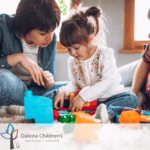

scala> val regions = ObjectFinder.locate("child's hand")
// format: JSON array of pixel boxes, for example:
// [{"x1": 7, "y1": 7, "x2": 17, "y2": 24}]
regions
[
  {"x1": 69, "y1": 95, "x2": 85, "y2": 112},
  {"x1": 42, "y1": 71, "x2": 54, "y2": 88},
  {"x1": 54, "y1": 91, "x2": 66, "y2": 110}
]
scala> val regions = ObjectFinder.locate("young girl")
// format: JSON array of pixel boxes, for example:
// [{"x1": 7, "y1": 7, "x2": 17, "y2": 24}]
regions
[
  {"x1": 0, "y1": 0, "x2": 68, "y2": 111},
  {"x1": 54, "y1": 5, "x2": 138, "y2": 123}
]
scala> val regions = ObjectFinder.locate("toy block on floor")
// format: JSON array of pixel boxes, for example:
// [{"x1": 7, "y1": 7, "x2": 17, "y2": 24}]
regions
[
  {"x1": 24, "y1": 90, "x2": 53, "y2": 124},
  {"x1": 90, "y1": 100, "x2": 97, "y2": 107},
  {"x1": 84, "y1": 102, "x2": 90, "y2": 107},
  {"x1": 76, "y1": 90, "x2": 80, "y2": 96},
  {"x1": 58, "y1": 111, "x2": 69, "y2": 115},
  {"x1": 69, "y1": 90, "x2": 97, "y2": 112},
  {"x1": 89, "y1": 111, "x2": 95, "y2": 116},
  {"x1": 59, "y1": 108, "x2": 68, "y2": 111},
  {"x1": 116, "y1": 114, "x2": 120, "y2": 123},
  {"x1": 70, "y1": 111, "x2": 99, "y2": 123},
  {"x1": 140, "y1": 115, "x2": 150, "y2": 123},
  {"x1": 119, "y1": 110, "x2": 140, "y2": 123},
  {"x1": 69, "y1": 93, "x2": 75, "y2": 104},
  {"x1": 59, "y1": 114, "x2": 75, "y2": 123},
  {"x1": 82, "y1": 106, "x2": 96, "y2": 111},
  {"x1": 53, "y1": 110, "x2": 60, "y2": 121},
  {"x1": 144, "y1": 111, "x2": 150, "y2": 116}
]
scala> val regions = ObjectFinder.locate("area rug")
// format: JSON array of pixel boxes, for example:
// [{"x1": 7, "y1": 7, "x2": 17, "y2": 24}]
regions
[{"x1": 0, "y1": 123, "x2": 150, "y2": 150}]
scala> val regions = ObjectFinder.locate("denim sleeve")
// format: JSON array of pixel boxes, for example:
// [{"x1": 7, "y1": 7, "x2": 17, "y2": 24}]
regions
[
  {"x1": 0, "y1": 27, "x2": 12, "y2": 69},
  {"x1": 43, "y1": 33, "x2": 57, "y2": 80}
]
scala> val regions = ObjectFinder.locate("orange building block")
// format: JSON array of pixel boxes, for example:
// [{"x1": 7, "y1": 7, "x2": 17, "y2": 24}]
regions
[
  {"x1": 70, "y1": 111, "x2": 98, "y2": 123},
  {"x1": 140, "y1": 115, "x2": 150, "y2": 122},
  {"x1": 119, "y1": 110, "x2": 140, "y2": 123},
  {"x1": 69, "y1": 93, "x2": 75, "y2": 104}
]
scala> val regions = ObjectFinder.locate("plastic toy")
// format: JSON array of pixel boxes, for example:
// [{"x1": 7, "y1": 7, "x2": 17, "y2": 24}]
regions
[
  {"x1": 144, "y1": 111, "x2": 150, "y2": 116},
  {"x1": 118, "y1": 110, "x2": 141, "y2": 123},
  {"x1": 59, "y1": 108, "x2": 68, "y2": 111},
  {"x1": 70, "y1": 111, "x2": 99, "y2": 123},
  {"x1": 116, "y1": 114, "x2": 120, "y2": 123},
  {"x1": 58, "y1": 111, "x2": 69, "y2": 114},
  {"x1": 53, "y1": 110, "x2": 60, "y2": 121},
  {"x1": 69, "y1": 90, "x2": 97, "y2": 113},
  {"x1": 59, "y1": 114, "x2": 75, "y2": 123},
  {"x1": 69, "y1": 93, "x2": 75, "y2": 104},
  {"x1": 24, "y1": 90, "x2": 53, "y2": 125},
  {"x1": 140, "y1": 115, "x2": 150, "y2": 123},
  {"x1": 116, "y1": 110, "x2": 150, "y2": 123}
]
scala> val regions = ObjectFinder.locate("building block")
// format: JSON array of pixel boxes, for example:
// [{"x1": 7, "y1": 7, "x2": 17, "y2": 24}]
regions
[
  {"x1": 119, "y1": 110, "x2": 140, "y2": 123},
  {"x1": 69, "y1": 93, "x2": 75, "y2": 103},
  {"x1": 90, "y1": 100, "x2": 97, "y2": 107},
  {"x1": 89, "y1": 111, "x2": 95, "y2": 116},
  {"x1": 53, "y1": 110, "x2": 60, "y2": 121},
  {"x1": 76, "y1": 90, "x2": 80, "y2": 96},
  {"x1": 68, "y1": 90, "x2": 97, "y2": 112},
  {"x1": 24, "y1": 90, "x2": 53, "y2": 124},
  {"x1": 144, "y1": 111, "x2": 150, "y2": 116},
  {"x1": 116, "y1": 115, "x2": 120, "y2": 123},
  {"x1": 59, "y1": 108, "x2": 68, "y2": 111},
  {"x1": 84, "y1": 102, "x2": 90, "y2": 107},
  {"x1": 71, "y1": 112, "x2": 100, "y2": 123},
  {"x1": 58, "y1": 111, "x2": 69, "y2": 114},
  {"x1": 82, "y1": 106, "x2": 96, "y2": 111},
  {"x1": 140, "y1": 115, "x2": 150, "y2": 123},
  {"x1": 59, "y1": 114, "x2": 75, "y2": 123},
  {"x1": 84, "y1": 110, "x2": 90, "y2": 113},
  {"x1": 84, "y1": 110, "x2": 95, "y2": 115}
]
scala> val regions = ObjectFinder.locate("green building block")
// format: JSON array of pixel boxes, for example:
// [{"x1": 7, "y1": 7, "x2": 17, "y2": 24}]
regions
[{"x1": 59, "y1": 114, "x2": 75, "y2": 123}]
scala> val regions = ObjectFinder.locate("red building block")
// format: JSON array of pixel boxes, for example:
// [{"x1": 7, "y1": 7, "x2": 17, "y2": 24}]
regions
[
  {"x1": 82, "y1": 106, "x2": 96, "y2": 111},
  {"x1": 59, "y1": 108, "x2": 68, "y2": 111},
  {"x1": 53, "y1": 110, "x2": 60, "y2": 121},
  {"x1": 89, "y1": 111, "x2": 95, "y2": 116},
  {"x1": 90, "y1": 100, "x2": 97, "y2": 107},
  {"x1": 76, "y1": 90, "x2": 80, "y2": 96}
]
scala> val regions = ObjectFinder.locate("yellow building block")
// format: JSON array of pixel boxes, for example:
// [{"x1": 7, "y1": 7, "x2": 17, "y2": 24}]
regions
[{"x1": 84, "y1": 102, "x2": 90, "y2": 107}]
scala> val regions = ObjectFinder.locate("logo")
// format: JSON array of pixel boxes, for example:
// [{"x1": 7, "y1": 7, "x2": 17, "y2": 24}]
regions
[{"x1": 0, "y1": 124, "x2": 20, "y2": 149}]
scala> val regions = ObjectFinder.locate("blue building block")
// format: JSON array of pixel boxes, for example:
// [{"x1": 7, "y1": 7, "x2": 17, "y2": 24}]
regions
[
  {"x1": 24, "y1": 90, "x2": 53, "y2": 125},
  {"x1": 84, "y1": 110, "x2": 90, "y2": 113},
  {"x1": 144, "y1": 111, "x2": 150, "y2": 116},
  {"x1": 58, "y1": 111, "x2": 69, "y2": 114},
  {"x1": 116, "y1": 115, "x2": 120, "y2": 123}
]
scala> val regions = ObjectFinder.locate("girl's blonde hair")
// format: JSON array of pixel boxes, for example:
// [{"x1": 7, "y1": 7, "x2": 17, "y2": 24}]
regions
[{"x1": 60, "y1": 4, "x2": 107, "y2": 47}]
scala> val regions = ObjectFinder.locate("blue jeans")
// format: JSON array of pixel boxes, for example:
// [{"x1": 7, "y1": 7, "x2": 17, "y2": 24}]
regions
[
  {"x1": 0, "y1": 69, "x2": 69, "y2": 106},
  {"x1": 97, "y1": 92, "x2": 138, "y2": 122}
]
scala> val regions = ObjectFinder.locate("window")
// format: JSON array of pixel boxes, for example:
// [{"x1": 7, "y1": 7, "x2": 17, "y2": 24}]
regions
[
  {"x1": 0, "y1": 0, "x2": 80, "y2": 53},
  {"x1": 57, "y1": 0, "x2": 81, "y2": 53},
  {"x1": 120, "y1": 0, "x2": 150, "y2": 53}
]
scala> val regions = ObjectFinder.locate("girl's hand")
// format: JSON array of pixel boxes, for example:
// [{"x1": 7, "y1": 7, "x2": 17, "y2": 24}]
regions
[
  {"x1": 54, "y1": 91, "x2": 66, "y2": 110},
  {"x1": 19, "y1": 53, "x2": 45, "y2": 86},
  {"x1": 42, "y1": 71, "x2": 54, "y2": 88},
  {"x1": 69, "y1": 95, "x2": 85, "y2": 112}
]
